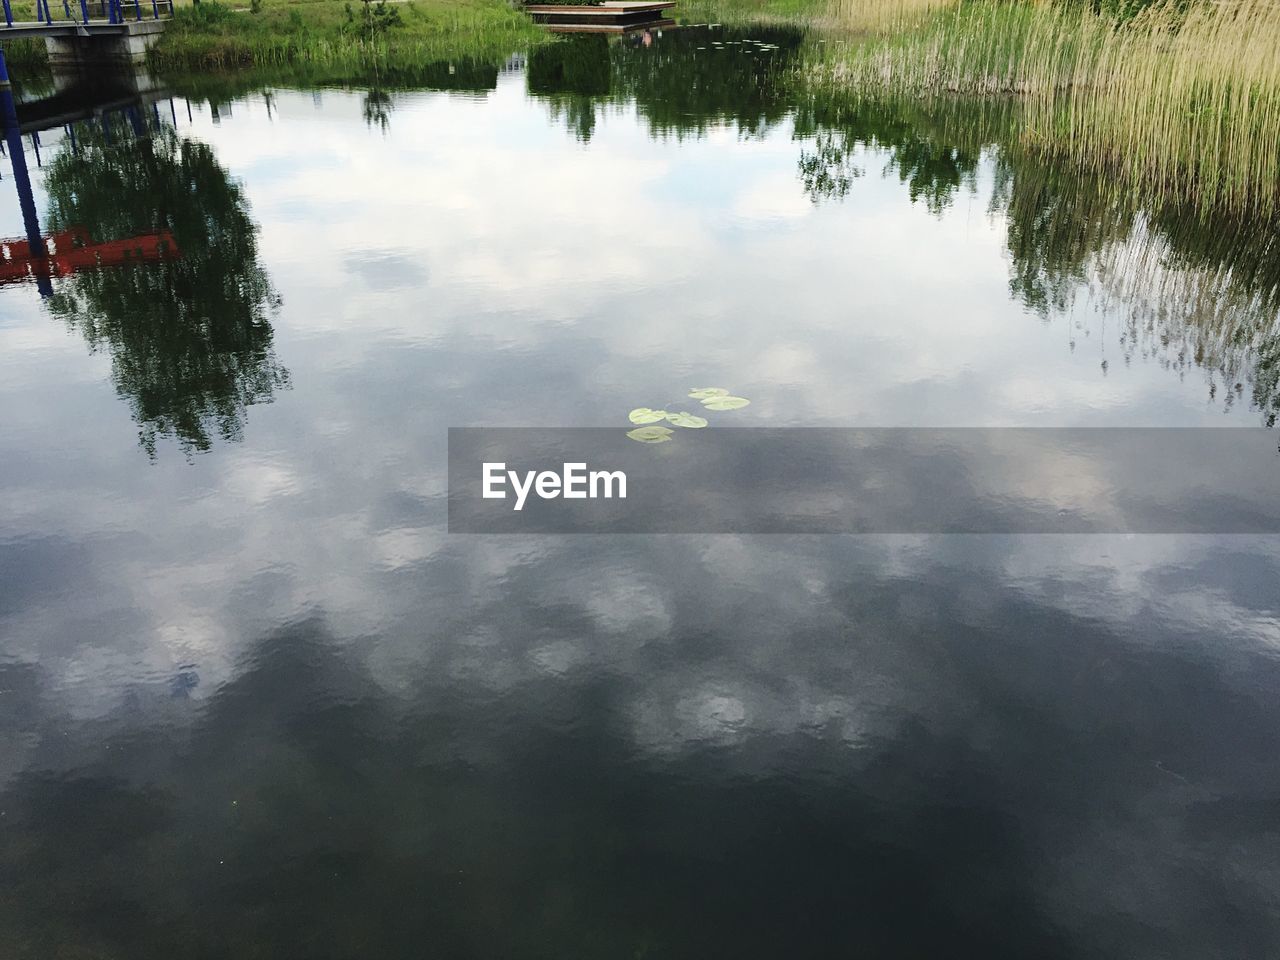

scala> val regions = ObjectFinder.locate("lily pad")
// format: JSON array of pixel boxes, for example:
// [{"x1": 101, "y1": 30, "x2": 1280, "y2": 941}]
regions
[
  {"x1": 688, "y1": 387, "x2": 729, "y2": 399},
  {"x1": 627, "y1": 425, "x2": 674, "y2": 443},
  {"x1": 666, "y1": 411, "x2": 709, "y2": 428},
  {"x1": 701, "y1": 396, "x2": 750, "y2": 411},
  {"x1": 629, "y1": 407, "x2": 668, "y2": 425}
]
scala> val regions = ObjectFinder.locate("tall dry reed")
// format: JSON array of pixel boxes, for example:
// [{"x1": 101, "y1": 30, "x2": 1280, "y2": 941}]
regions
[{"x1": 816, "y1": 0, "x2": 1280, "y2": 212}]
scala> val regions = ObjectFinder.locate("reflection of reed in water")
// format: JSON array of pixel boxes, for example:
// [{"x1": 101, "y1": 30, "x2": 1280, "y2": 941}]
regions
[
  {"x1": 794, "y1": 90, "x2": 1280, "y2": 425},
  {"x1": 1097, "y1": 226, "x2": 1280, "y2": 423},
  {"x1": 43, "y1": 123, "x2": 289, "y2": 457},
  {"x1": 995, "y1": 155, "x2": 1280, "y2": 423}
]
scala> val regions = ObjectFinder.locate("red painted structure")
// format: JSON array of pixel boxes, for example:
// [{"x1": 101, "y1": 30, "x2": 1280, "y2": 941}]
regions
[{"x1": 0, "y1": 226, "x2": 180, "y2": 286}]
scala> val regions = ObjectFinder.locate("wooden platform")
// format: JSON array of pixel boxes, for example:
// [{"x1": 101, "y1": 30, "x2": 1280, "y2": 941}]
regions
[
  {"x1": 546, "y1": 16, "x2": 674, "y2": 32},
  {"x1": 526, "y1": 1, "x2": 676, "y2": 14},
  {"x1": 526, "y1": 1, "x2": 676, "y2": 28}
]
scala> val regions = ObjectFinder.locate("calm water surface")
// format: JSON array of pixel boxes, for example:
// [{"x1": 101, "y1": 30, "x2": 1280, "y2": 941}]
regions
[{"x1": 2, "y1": 29, "x2": 1279, "y2": 958}]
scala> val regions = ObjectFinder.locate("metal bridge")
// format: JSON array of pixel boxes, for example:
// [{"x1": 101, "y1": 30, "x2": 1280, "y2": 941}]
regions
[
  {"x1": 2, "y1": 0, "x2": 172, "y2": 72},
  {"x1": 2, "y1": 0, "x2": 173, "y2": 32}
]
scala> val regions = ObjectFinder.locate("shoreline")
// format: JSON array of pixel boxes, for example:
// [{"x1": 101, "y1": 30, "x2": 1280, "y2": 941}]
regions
[{"x1": 4, "y1": 0, "x2": 1275, "y2": 213}]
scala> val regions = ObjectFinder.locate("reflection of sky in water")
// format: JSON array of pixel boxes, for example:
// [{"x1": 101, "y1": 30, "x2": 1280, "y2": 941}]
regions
[{"x1": 2, "y1": 71, "x2": 1280, "y2": 957}]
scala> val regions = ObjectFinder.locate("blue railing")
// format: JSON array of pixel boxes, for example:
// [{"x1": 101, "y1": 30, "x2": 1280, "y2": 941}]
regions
[{"x1": 2, "y1": 0, "x2": 174, "y2": 27}]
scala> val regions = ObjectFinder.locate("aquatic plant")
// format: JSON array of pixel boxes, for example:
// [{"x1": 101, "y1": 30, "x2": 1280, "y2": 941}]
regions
[{"x1": 626, "y1": 388, "x2": 750, "y2": 442}]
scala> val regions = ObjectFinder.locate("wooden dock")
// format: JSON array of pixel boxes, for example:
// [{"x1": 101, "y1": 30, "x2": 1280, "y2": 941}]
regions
[
  {"x1": 526, "y1": 1, "x2": 676, "y2": 30},
  {"x1": 545, "y1": 16, "x2": 674, "y2": 33}
]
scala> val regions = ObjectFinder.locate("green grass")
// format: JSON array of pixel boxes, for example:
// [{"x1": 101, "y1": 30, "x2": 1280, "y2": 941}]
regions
[{"x1": 150, "y1": 0, "x2": 548, "y2": 68}]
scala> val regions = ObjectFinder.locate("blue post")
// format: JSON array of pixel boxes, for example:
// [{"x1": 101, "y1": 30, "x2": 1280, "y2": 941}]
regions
[
  {"x1": 2, "y1": 0, "x2": 11, "y2": 29},
  {"x1": 0, "y1": 48, "x2": 53, "y2": 298},
  {"x1": 80, "y1": 0, "x2": 88, "y2": 21},
  {"x1": 151, "y1": 0, "x2": 157, "y2": 17},
  {"x1": 133, "y1": 0, "x2": 140, "y2": 21},
  {"x1": 63, "y1": 0, "x2": 71, "y2": 19}
]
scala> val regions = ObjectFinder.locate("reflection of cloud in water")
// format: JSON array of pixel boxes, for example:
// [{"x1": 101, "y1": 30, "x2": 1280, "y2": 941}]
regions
[
  {"x1": 2, "y1": 65, "x2": 1280, "y2": 957},
  {"x1": 3, "y1": 540, "x2": 1280, "y2": 954},
  {"x1": 346, "y1": 249, "x2": 430, "y2": 289}
]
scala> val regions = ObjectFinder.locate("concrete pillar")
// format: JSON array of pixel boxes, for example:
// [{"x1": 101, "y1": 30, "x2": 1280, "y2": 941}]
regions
[{"x1": 44, "y1": 20, "x2": 166, "y2": 68}]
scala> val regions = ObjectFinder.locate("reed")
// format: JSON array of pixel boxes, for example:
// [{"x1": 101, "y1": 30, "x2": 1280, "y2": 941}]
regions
[
  {"x1": 0, "y1": 37, "x2": 49, "y2": 69},
  {"x1": 824, "y1": 0, "x2": 947, "y2": 32},
  {"x1": 814, "y1": 0, "x2": 1280, "y2": 213}
]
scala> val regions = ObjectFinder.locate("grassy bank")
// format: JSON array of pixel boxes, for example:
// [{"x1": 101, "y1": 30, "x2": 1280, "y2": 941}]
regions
[
  {"x1": 812, "y1": 0, "x2": 1280, "y2": 213},
  {"x1": 150, "y1": 0, "x2": 546, "y2": 68}
]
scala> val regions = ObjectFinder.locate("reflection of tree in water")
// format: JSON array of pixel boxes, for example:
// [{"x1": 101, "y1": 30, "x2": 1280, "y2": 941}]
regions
[
  {"x1": 796, "y1": 91, "x2": 1280, "y2": 425},
  {"x1": 524, "y1": 30, "x2": 1280, "y2": 420},
  {"x1": 794, "y1": 97, "x2": 982, "y2": 213},
  {"x1": 527, "y1": 35, "x2": 611, "y2": 142},
  {"x1": 617, "y1": 26, "x2": 803, "y2": 138},
  {"x1": 166, "y1": 59, "x2": 501, "y2": 117},
  {"x1": 43, "y1": 126, "x2": 289, "y2": 456},
  {"x1": 527, "y1": 26, "x2": 804, "y2": 142},
  {"x1": 797, "y1": 130, "x2": 863, "y2": 201},
  {"x1": 355, "y1": 59, "x2": 507, "y2": 133},
  {"x1": 363, "y1": 88, "x2": 395, "y2": 133}
]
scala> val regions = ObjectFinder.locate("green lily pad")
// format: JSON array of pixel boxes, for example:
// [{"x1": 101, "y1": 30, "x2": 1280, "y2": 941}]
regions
[
  {"x1": 666, "y1": 411, "x2": 709, "y2": 428},
  {"x1": 627, "y1": 425, "x2": 675, "y2": 443},
  {"x1": 688, "y1": 387, "x2": 729, "y2": 399},
  {"x1": 629, "y1": 407, "x2": 668, "y2": 425},
  {"x1": 701, "y1": 396, "x2": 750, "y2": 411}
]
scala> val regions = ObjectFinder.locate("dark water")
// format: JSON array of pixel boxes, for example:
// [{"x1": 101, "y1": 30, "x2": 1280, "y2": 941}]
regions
[{"x1": 2, "y1": 28, "x2": 1280, "y2": 958}]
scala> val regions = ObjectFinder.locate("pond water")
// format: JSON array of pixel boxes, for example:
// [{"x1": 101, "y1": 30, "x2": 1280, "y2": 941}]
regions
[{"x1": 2, "y1": 27, "x2": 1279, "y2": 958}]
